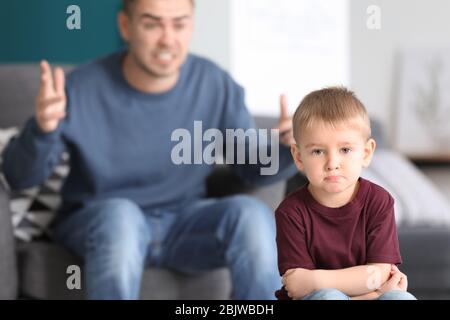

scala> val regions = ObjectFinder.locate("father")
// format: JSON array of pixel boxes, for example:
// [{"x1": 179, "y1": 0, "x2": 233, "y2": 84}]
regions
[{"x1": 1, "y1": 0, "x2": 296, "y2": 299}]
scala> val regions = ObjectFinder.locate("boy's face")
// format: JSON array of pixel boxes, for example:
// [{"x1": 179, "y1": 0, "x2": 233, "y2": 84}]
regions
[{"x1": 291, "y1": 119, "x2": 376, "y2": 200}]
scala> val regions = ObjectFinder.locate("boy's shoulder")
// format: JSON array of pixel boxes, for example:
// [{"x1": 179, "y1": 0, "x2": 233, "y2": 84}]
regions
[
  {"x1": 275, "y1": 184, "x2": 310, "y2": 216},
  {"x1": 360, "y1": 177, "x2": 395, "y2": 211}
]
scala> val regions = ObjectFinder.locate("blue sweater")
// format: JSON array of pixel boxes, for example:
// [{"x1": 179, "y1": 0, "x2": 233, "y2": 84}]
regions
[{"x1": 2, "y1": 52, "x2": 296, "y2": 223}]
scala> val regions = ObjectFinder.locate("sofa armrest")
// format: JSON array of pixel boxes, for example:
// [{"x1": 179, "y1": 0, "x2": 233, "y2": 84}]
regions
[{"x1": 0, "y1": 179, "x2": 18, "y2": 299}]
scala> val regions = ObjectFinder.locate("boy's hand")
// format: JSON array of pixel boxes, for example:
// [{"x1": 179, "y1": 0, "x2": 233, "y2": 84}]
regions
[
  {"x1": 35, "y1": 60, "x2": 67, "y2": 133},
  {"x1": 274, "y1": 94, "x2": 295, "y2": 147},
  {"x1": 282, "y1": 268, "x2": 315, "y2": 300},
  {"x1": 376, "y1": 265, "x2": 408, "y2": 296}
]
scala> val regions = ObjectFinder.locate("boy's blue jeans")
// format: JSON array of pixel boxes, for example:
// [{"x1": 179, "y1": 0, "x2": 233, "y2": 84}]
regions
[
  {"x1": 53, "y1": 195, "x2": 279, "y2": 300},
  {"x1": 303, "y1": 288, "x2": 417, "y2": 300}
]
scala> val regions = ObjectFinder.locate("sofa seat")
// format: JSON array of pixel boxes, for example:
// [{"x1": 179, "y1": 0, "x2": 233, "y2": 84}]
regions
[
  {"x1": 398, "y1": 225, "x2": 450, "y2": 299},
  {"x1": 17, "y1": 241, "x2": 232, "y2": 300}
]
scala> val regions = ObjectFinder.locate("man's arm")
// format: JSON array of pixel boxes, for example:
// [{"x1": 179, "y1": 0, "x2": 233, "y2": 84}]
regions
[
  {"x1": 283, "y1": 263, "x2": 391, "y2": 299},
  {"x1": 1, "y1": 61, "x2": 67, "y2": 190}
]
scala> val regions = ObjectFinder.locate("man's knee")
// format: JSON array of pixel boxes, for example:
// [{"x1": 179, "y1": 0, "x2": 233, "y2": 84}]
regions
[
  {"x1": 224, "y1": 195, "x2": 273, "y2": 226},
  {"x1": 378, "y1": 290, "x2": 417, "y2": 300},
  {"x1": 93, "y1": 198, "x2": 141, "y2": 215},
  {"x1": 219, "y1": 195, "x2": 277, "y2": 267},
  {"x1": 87, "y1": 198, "x2": 148, "y2": 245},
  {"x1": 303, "y1": 288, "x2": 350, "y2": 300},
  {"x1": 91, "y1": 198, "x2": 144, "y2": 227},
  {"x1": 224, "y1": 195, "x2": 274, "y2": 236}
]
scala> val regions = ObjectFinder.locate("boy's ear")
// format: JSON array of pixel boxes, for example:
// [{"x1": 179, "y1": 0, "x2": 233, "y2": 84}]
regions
[
  {"x1": 362, "y1": 138, "x2": 376, "y2": 168},
  {"x1": 291, "y1": 144, "x2": 305, "y2": 172}
]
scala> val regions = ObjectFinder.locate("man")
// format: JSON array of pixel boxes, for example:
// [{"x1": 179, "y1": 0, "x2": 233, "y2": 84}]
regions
[{"x1": 2, "y1": 0, "x2": 296, "y2": 299}]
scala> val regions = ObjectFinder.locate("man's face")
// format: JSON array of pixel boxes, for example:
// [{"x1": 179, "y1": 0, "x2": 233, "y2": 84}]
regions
[
  {"x1": 291, "y1": 119, "x2": 375, "y2": 198},
  {"x1": 119, "y1": 0, "x2": 194, "y2": 79}
]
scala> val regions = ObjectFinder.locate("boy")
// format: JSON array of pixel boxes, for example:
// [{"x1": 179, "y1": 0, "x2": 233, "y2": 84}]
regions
[{"x1": 275, "y1": 87, "x2": 416, "y2": 300}]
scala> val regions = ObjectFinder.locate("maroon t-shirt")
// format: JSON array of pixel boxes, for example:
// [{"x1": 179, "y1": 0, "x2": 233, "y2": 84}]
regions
[{"x1": 275, "y1": 177, "x2": 402, "y2": 300}]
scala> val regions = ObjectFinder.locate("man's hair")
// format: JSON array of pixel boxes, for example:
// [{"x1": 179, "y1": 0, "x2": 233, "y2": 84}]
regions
[
  {"x1": 122, "y1": 0, "x2": 135, "y2": 15},
  {"x1": 122, "y1": 0, "x2": 195, "y2": 15},
  {"x1": 292, "y1": 86, "x2": 371, "y2": 143}
]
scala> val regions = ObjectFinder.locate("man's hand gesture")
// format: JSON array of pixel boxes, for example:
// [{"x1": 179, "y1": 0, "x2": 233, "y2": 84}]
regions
[
  {"x1": 35, "y1": 60, "x2": 66, "y2": 132},
  {"x1": 274, "y1": 94, "x2": 295, "y2": 147}
]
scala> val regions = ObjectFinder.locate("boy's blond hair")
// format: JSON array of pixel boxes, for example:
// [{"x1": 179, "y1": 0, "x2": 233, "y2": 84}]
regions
[{"x1": 292, "y1": 86, "x2": 371, "y2": 143}]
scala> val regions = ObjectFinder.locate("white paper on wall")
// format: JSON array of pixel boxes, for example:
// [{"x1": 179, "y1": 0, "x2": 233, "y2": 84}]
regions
[
  {"x1": 394, "y1": 47, "x2": 450, "y2": 159},
  {"x1": 230, "y1": 0, "x2": 350, "y2": 117}
]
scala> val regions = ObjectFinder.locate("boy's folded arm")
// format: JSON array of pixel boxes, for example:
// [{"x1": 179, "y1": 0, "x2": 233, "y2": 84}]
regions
[
  {"x1": 312, "y1": 263, "x2": 391, "y2": 297},
  {"x1": 285, "y1": 263, "x2": 391, "y2": 298}
]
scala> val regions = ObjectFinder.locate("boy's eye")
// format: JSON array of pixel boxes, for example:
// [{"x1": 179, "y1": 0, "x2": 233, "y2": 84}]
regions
[
  {"x1": 341, "y1": 147, "x2": 352, "y2": 154},
  {"x1": 311, "y1": 149, "x2": 324, "y2": 156}
]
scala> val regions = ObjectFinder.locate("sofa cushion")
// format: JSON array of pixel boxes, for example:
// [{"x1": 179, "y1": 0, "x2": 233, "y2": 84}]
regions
[
  {"x1": 361, "y1": 149, "x2": 450, "y2": 226},
  {"x1": 0, "y1": 127, "x2": 68, "y2": 242},
  {"x1": 17, "y1": 241, "x2": 232, "y2": 300}
]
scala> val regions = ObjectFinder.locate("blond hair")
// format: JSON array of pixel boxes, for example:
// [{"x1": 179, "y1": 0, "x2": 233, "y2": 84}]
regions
[{"x1": 292, "y1": 86, "x2": 371, "y2": 143}]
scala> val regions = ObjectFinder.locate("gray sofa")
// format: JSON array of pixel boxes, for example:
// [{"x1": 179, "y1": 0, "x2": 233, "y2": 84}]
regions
[{"x1": 1, "y1": 64, "x2": 450, "y2": 300}]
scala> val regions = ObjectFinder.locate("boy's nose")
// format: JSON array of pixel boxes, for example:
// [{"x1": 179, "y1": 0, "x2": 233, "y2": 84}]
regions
[
  {"x1": 326, "y1": 164, "x2": 340, "y2": 171},
  {"x1": 325, "y1": 156, "x2": 341, "y2": 171}
]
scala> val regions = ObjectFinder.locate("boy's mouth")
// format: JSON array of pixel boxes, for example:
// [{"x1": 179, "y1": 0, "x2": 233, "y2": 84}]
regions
[{"x1": 324, "y1": 175, "x2": 343, "y2": 182}]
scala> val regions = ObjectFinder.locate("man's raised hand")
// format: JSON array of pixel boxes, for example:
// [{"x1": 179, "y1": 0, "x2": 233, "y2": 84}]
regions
[
  {"x1": 275, "y1": 94, "x2": 295, "y2": 147},
  {"x1": 35, "y1": 60, "x2": 66, "y2": 132}
]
